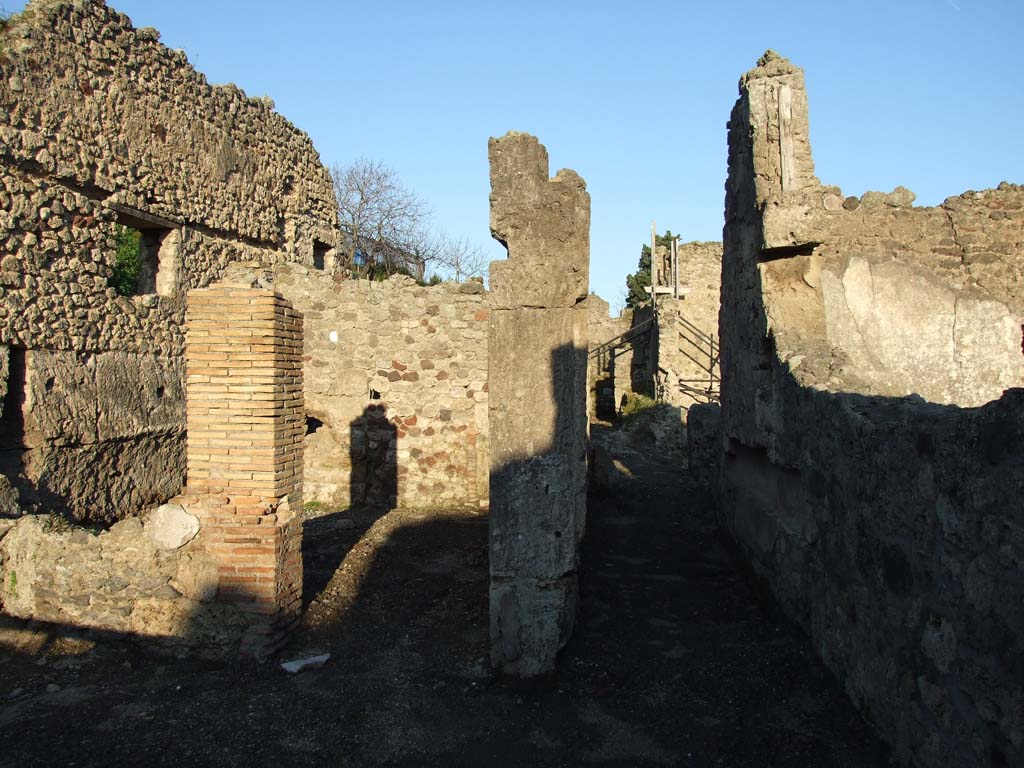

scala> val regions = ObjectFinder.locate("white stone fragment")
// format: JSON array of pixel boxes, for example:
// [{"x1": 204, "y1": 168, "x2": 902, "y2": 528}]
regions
[
  {"x1": 280, "y1": 653, "x2": 330, "y2": 674},
  {"x1": 144, "y1": 504, "x2": 200, "y2": 550}
]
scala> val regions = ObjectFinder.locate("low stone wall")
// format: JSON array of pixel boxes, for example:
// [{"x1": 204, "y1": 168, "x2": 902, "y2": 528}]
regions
[
  {"x1": 276, "y1": 266, "x2": 489, "y2": 509},
  {"x1": 0, "y1": 507, "x2": 254, "y2": 656}
]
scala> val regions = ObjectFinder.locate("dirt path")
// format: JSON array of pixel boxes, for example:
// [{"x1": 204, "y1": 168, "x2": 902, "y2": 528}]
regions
[{"x1": 0, "y1": 424, "x2": 890, "y2": 767}]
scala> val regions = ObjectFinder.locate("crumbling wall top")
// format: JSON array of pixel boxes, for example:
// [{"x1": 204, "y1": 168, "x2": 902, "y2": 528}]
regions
[
  {"x1": 488, "y1": 132, "x2": 590, "y2": 310},
  {"x1": 0, "y1": 0, "x2": 337, "y2": 248}
]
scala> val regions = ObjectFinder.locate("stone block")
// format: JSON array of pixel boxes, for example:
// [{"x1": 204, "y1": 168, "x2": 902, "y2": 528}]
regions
[
  {"x1": 489, "y1": 576, "x2": 577, "y2": 680},
  {"x1": 144, "y1": 503, "x2": 199, "y2": 550},
  {"x1": 489, "y1": 454, "x2": 578, "y2": 580}
]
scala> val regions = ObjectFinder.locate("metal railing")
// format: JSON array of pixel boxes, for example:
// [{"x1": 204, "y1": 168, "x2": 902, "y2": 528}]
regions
[
  {"x1": 674, "y1": 314, "x2": 720, "y2": 403},
  {"x1": 588, "y1": 316, "x2": 654, "y2": 372}
]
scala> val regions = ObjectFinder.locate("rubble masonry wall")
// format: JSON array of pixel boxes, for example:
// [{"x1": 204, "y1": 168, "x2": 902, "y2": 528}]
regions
[
  {"x1": 718, "y1": 52, "x2": 1023, "y2": 767},
  {"x1": 275, "y1": 265, "x2": 489, "y2": 510},
  {"x1": 0, "y1": 284, "x2": 306, "y2": 657},
  {"x1": 0, "y1": 0, "x2": 338, "y2": 522}
]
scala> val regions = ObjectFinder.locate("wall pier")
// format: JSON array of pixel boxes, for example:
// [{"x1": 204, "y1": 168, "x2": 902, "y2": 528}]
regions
[
  {"x1": 181, "y1": 285, "x2": 305, "y2": 657},
  {"x1": 487, "y1": 132, "x2": 590, "y2": 679}
]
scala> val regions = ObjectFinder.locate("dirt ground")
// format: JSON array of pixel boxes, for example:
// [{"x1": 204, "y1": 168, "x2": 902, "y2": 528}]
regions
[{"x1": 0, "y1": 418, "x2": 891, "y2": 767}]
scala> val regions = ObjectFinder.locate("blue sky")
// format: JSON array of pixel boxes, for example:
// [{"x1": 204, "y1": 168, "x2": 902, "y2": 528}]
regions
[{"x1": 8, "y1": 0, "x2": 1022, "y2": 309}]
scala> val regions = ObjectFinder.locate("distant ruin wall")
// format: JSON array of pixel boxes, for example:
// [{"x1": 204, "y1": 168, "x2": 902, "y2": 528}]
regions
[
  {"x1": 276, "y1": 266, "x2": 489, "y2": 510},
  {"x1": 0, "y1": 1, "x2": 338, "y2": 522},
  {"x1": 655, "y1": 241, "x2": 721, "y2": 410},
  {"x1": 586, "y1": 295, "x2": 650, "y2": 419},
  {"x1": 488, "y1": 133, "x2": 589, "y2": 679},
  {"x1": 719, "y1": 52, "x2": 1024, "y2": 768}
]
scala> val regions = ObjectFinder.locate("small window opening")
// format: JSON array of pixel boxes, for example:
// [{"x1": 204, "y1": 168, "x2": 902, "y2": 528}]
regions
[
  {"x1": 368, "y1": 387, "x2": 381, "y2": 401},
  {"x1": 312, "y1": 240, "x2": 330, "y2": 271},
  {"x1": 305, "y1": 415, "x2": 324, "y2": 435},
  {"x1": 108, "y1": 209, "x2": 179, "y2": 297},
  {"x1": 1, "y1": 346, "x2": 27, "y2": 452}
]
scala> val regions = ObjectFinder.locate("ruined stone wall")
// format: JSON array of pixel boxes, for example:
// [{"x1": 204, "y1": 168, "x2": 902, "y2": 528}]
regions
[
  {"x1": 586, "y1": 295, "x2": 640, "y2": 419},
  {"x1": 0, "y1": 284, "x2": 307, "y2": 657},
  {"x1": 0, "y1": 508, "x2": 254, "y2": 656},
  {"x1": 0, "y1": 1, "x2": 338, "y2": 522},
  {"x1": 488, "y1": 133, "x2": 589, "y2": 679},
  {"x1": 655, "y1": 241, "x2": 721, "y2": 410},
  {"x1": 718, "y1": 52, "x2": 1024, "y2": 768},
  {"x1": 275, "y1": 266, "x2": 489, "y2": 510}
]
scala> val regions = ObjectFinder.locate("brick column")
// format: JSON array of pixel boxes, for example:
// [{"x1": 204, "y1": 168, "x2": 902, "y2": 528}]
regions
[{"x1": 183, "y1": 286, "x2": 304, "y2": 657}]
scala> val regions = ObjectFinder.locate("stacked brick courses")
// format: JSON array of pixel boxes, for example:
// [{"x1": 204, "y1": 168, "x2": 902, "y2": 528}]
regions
[{"x1": 181, "y1": 285, "x2": 304, "y2": 656}]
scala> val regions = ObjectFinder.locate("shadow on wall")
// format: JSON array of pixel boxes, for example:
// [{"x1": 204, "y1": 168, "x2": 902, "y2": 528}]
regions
[
  {"x1": 629, "y1": 306, "x2": 655, "y2": 399},
  {"x1": 489, "y1": 342, "x2": 588, "y2": 679},
  {"x1": 350, "y1": 404, "x2": 397, "y2": 510},
  {"x1": 300, "y1": 404, "x2": 398, "y2": 609},
  {"x1": 718, "y1": 133, "x2": 1024, "y2": 763},
  {"x1": 0, "y1": 346, "x2": 26, "y2": 516}
]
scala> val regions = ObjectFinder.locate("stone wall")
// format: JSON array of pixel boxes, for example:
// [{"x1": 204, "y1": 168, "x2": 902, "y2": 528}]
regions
[
  {"x1": 655, "y1": 241, "x2": 721, "y2": 410},
  {"x1": 0, "y1": 508, "x2": 255, "y2": 656},
  {"x1": 586, "y1": 295, "x2": 652, "y2": 419},
  {"x1": 0, "y1": 0, "x2": 338, "y2": 522},
  {"x1": 718, "y1": 51, "x2": 1024, "y2": 768},
  {"x1": 275, "y1": 266, "x2": 489, "y2": 510},
  {"x1": 0, "y1": 284, "x2": 306, "y2": 657},
  {"x1": 487, "y1": 132, "x2": 589, "y2": 679}
]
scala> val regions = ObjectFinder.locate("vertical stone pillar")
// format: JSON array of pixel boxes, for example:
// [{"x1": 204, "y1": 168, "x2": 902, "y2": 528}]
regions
[
  {"x1": 183, "y1": 286, "x2": 304, "y2": 657},
  {"x1": 487, "y1": 132, "x2": 590, "y2": 679}
]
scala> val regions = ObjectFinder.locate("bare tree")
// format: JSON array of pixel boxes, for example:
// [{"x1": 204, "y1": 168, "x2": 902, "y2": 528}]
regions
[
  {"x1": 331, "y1": 159, "x2": 430, "y2": 278},
  {"x1": 331, "y1": 158, "x2": 489, "y2": 283},
  {"x1": 427, "y1": 232, "x2": 489, "y2": 283}
]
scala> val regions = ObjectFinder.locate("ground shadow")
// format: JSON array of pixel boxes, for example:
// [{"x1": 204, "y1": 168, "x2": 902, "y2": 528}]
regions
[{"x1": 300, "y1": 403, "x2": 397, "y2": 608}]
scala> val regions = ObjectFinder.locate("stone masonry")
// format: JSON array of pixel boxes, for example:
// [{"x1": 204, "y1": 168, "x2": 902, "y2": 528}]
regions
[
  {"x1": 488, "y1": 132, "x2": 590, "y2": 679},
  {"x1": 275, "y1": 265, "x2": 489, "y2": 510},
  {"x1": 0, "y1": 0, "x2": 338, "y2": 522},
  {"x1": 0, "y1": 284, "x2": 305, "y2": 657},
  {"x1": 654, "y1": 241, "x2": 722, "y2": 411},
  {"x1": 717, "y1": 51, "x2": 1023, "y2": 767},
  {"x1": 586, "y1": 295, "x2": 651, "y2": 419}
]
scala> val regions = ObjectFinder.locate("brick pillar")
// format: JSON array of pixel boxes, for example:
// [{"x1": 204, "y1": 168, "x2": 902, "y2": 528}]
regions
[{"x1": 183, "y1": 286, "x2": 304, "y2": 657}]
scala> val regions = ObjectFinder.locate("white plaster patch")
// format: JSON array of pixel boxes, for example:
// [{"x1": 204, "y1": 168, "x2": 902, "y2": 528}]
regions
[{"x1": 328, "y1": 330, "x2": 338, "y2": 344}]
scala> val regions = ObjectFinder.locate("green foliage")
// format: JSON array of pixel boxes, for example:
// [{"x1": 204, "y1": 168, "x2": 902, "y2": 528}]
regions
[
  {"x1": 619, "y1": 391, "x2": 658, "y2": 418},
  {"x1": 7, "y1": 571, "x2": 16, "y2": 598},
  {"x1": 109, "y1": 224, "x2": 142, "y2": 296},
  {"x1": 625, "y1": 230, "x2": 675, "y2": 309},
  {"x1": 426, "y1": 274, "x2": 443, "y2": 286},
  {"x1": 42, "y1": 512, "x2": 71, "y2": 533}
]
